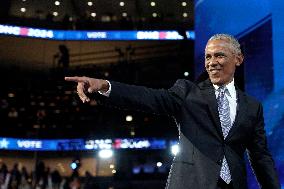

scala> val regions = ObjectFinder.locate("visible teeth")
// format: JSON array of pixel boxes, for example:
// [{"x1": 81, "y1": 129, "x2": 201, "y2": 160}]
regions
[{"x1": 211, "y1": 70, "x2": 219, "y2": 74}]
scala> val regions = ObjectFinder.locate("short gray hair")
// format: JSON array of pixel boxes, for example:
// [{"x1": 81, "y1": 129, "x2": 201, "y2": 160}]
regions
[{"x1": 208, "y1": 34, "x2": 242, "y2": 54}]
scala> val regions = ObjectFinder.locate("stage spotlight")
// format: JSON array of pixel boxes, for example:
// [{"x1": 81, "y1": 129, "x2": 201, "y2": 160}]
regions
[
  {"x1": 91, "y1": 13, "x2": 96, "y2": 17},
  {"x1": 55, "y1": 1, "x2": 60, "y2": 6},
  {"x1": 157, "y1": 162, "x2": 162, "y2": 167},
  {"x1": 152, "y1": 12, "x2": 157, "y2": 17},
  {"x1": 99, "y1": 149, "x2": 113, "y2": 159},
  {"x1": 87, "y1": 1, "x2": 93, "y2": 6},
  {"x1": 171, "y1": 144, "x2": 179, "y2": 156},
  {"x1": 182, "y1": 2, "x2": 187, "y2": 6},
  {"x1": 183, "y1": 13, "x2": 188, "y2": 18},
  {"x1": 150, "y1": 2, "x2": 156, "y2": 6},
  {"x1": 184, "y1": 71, "x2": 189, "y2": 77}
]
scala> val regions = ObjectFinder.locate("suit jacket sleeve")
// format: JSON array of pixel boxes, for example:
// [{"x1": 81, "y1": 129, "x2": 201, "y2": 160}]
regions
[
  {"x1": 246, "y1": 104, "x2": 280, "y2": 189},
  {"x1": 96, "y1": 79, "x2": 190, "y2": 117}
]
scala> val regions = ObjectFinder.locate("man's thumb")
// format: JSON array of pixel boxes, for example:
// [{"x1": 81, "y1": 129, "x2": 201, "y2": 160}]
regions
[{"x1": 88, "y1": 87, "x2": 96, "y2": 93}]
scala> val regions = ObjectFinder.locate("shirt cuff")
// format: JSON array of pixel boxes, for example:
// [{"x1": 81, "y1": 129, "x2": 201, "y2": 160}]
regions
[{"x1": 98, "y1": 80, "x2": 111, "y2": 97}]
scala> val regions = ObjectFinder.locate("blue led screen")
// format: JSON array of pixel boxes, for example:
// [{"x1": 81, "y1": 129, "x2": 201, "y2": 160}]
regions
[
  {"x1": 0, "y1": 24, "x2": 194, "y2": 41},
  {"x1": 0, "y1": 137, "x2": 168, "y2": 151}
]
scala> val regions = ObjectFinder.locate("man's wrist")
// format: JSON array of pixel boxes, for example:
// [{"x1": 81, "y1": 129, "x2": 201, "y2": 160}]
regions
[
  {"x1": 98, "y1": 80, "x2": 111, "y2": 97},
  {"x1": 100, "y1": 80, "x2": 110, "y2": 93}
]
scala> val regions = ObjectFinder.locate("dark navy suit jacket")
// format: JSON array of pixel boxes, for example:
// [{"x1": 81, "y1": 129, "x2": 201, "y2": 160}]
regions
[{"x1": 98, "y1": 79, "x2": 280, "y2": 189}]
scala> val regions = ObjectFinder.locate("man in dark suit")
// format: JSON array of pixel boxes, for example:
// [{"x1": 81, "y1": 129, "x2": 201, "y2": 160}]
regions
[{"x1": 65, "y1": 34, "x2": 280, "y2": 189}]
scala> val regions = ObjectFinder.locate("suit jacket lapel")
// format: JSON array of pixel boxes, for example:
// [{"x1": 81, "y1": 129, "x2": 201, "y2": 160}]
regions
[
  {"x1": 226, "y1": 88, "x2": 247, "y2": 140},
  {"x1": 199, "y1": 79, "x2": 223, "y2": 140}
]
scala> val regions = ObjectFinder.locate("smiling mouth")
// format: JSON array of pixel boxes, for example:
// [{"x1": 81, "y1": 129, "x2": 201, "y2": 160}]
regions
[{"x1": 209, "y1": 69, "x2": 221, "y2": 74}]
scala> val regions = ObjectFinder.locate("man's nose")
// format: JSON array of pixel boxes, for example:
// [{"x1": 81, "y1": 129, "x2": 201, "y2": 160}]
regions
[{"x1": 207, "y1": 59, "x2": 219, "y2": 67}]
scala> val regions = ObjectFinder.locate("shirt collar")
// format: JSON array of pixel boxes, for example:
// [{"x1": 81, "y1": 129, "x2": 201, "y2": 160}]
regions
[{"x1": 213, "y1": 79, "x2": 236, "y2": 99}]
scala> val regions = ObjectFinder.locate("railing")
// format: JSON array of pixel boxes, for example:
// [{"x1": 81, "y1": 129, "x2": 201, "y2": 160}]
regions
[{"x1": 68, "y1": 43, "x2": 180, "y2": 68}]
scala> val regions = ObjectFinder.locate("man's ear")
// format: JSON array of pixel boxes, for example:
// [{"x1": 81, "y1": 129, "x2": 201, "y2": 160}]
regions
[{"x1": 236, "y1": 53, "x2": 244, "y2": 66}]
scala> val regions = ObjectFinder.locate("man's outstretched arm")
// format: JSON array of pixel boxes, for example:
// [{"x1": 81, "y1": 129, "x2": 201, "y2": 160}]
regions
[{"x1": 65, "y1": 76, "x2": 189, "y2": 116}]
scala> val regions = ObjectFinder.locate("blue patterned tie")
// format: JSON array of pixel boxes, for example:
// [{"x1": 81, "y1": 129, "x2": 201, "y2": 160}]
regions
[{"x1": 217, "y1": 86, "x2": 232, "y2": 184}]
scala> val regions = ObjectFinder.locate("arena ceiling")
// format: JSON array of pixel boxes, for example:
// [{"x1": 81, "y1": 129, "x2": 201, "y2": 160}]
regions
[{"x1": 3, "y1": 0, "x2": 194, "y2": 24}]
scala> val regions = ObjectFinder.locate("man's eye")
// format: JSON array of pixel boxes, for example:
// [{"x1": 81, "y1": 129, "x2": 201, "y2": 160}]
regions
[
  {"x1": 205, "y1": 56, "x2": 210, "y2": 60},
  {"x1": 217, "y1": 55, "x2": 225, "y2": 58}
]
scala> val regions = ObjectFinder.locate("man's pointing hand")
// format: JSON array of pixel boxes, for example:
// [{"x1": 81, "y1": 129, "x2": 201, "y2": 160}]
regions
[{"x1": 65, "y1": 76, "x2": 109, "y2": 103}]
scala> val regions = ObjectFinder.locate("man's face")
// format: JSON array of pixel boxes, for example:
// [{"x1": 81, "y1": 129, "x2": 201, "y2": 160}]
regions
[{"x1": 205, "y1": 39, "x2": 243, "y2": 85}]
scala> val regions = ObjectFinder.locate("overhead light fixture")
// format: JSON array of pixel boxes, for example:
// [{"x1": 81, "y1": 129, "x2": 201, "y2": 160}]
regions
[
  {"x1": 8, "y1": 93, "x2": 15, "y2": 98},
  {"x1": 152, "y1": 12, "x2": 157, "y2": 17},
  {"x1": 122, "y1": 12, "x2": 127, "y2": 17},
  {"x1": 130, "y1": 130, "x2": 135, "y2": 136},
  {"x1": 87, "y1": 1, "x2": 93, "y2": 6},
  {"x1": 20, "y1": 7, "x2": 26, "y2": 13},
  {"x1": 150, "y1": 2, "x2": 156, "y2": 6},
  {"x1": 53, "y1": 11, "x2": 58, "y2": 16},
  {"x1": 55, "y1": 1, "x2": 60, "y2": 6},
  {"x1": 126, "y1": 115, "x2": 132, "y2": 121},
  {"x1": 183, "y1": 13, "x2": 188, "y2": 18},
  {"x1": 119, "y1": 1, "x2": 125, "y2": 6},
  {"x1": 91, "y1": 12, "x2": 96, "y2": 17},
  {"x1": 182, "y1": 2, "x2": 187, "y2": 6}
]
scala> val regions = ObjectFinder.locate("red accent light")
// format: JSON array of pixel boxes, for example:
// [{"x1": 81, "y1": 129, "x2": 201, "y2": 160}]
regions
[
  {"x1": 20, "y1": 28, "x2": 29, "y2": 35},
  {"x1": 113, "y1": 139, "x2": 121, "y2": 149},
  {"x1": 159, "y1": 32, "x2": 166, "y2": 39}
]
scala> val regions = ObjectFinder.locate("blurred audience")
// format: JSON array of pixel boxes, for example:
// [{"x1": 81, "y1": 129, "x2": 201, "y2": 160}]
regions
[
  {"x1": 0, "y1": 161, "x2": 67, "y2": 189},
  {"x1": 0, "y1": 159, "x2": 171, "y2": 189}
]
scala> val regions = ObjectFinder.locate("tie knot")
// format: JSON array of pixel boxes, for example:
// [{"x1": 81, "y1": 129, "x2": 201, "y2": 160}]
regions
[{"x1": 218, "y1": 86, "x2": 227, "y2": 93}]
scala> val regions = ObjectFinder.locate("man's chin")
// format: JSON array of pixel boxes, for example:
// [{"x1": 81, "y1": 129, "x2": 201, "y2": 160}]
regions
[{"x1": 209, "y1": 77, "x2": 223, "y2": 85}]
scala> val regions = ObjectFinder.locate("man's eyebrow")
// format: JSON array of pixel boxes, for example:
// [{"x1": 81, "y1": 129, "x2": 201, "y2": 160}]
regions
[
  {"x1": 205, "y1": 52, "x2": 225, "y2": 56},
  {"x1": 214, "y1": 52, "x2": 225, "y2": 55}
]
